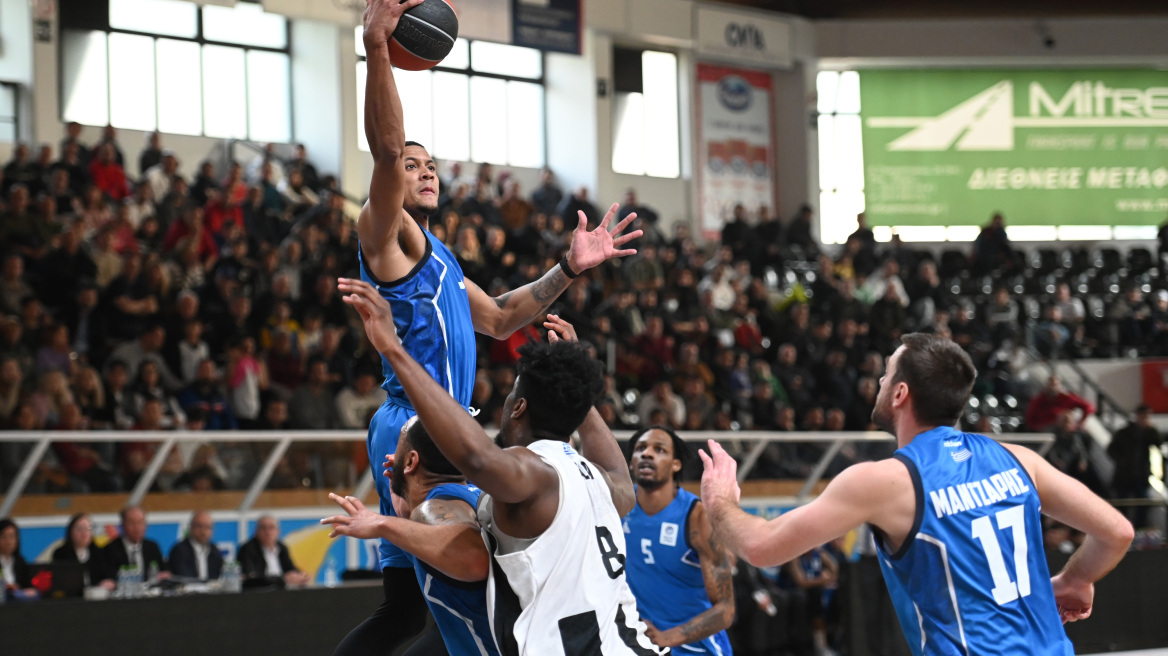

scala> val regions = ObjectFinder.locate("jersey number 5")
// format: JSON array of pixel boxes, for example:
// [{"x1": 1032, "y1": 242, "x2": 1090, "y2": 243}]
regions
[{"x1": 971, "y1": 505, "x2": 1030, "y2": 605}]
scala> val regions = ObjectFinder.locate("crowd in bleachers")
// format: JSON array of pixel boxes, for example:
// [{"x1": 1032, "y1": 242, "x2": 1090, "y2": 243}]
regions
[{"x1": 0, "y1": 123, "x2": 1165, "y2": 497}]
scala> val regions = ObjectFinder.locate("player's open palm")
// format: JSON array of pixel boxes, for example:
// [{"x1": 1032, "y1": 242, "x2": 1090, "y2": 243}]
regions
[
  {"x1": 338, "y1": 278, "x2": 401, "y2": 354},
  {"x1": 1051, "y1": 573, "x2": 1094, "y2": 623},
  {"x1": 363, "y1": 0, "x2": 425, "y2": 47},
  {"x1": 699, "y1": 439, "x2": 741, "y2": 509},
  {"x1": 566, "y1": 203, "x2": 643, "y2": 272},
  {"x1": 322, "y1": 493, "x2": 382, "y2": 540}
]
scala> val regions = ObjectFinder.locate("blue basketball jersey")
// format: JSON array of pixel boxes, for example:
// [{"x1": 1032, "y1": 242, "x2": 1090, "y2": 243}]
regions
[
  {"x1": 875, "y1": 426, "x2": 1073, "y2": 656},
  {"x1": 624, "y1": 487, "x2": 733, "y2": 656},
  {"x1": 412, "y1": 482, "x2": 499, "y2": 656},
  {"x1": 360, "y1": 231, "x2": 477, "y2": 568}
]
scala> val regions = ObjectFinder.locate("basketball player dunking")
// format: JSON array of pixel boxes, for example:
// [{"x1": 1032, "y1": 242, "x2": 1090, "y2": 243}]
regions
[
  {"x1": 339, "y1": 284, "x2": 667, "y2": 656},
  {"x1": 338, "y1": 1, "x2": 641, "y2": 653},
  {"x1": 701, "y1": 333, "x2": 1133, "y2": 655}
]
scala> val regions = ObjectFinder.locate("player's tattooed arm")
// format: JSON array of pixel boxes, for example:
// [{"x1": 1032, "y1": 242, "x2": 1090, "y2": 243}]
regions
[
  {"x1": 464, "y1": 203, "x2": 641, "y2": 339},
  {"x1": 321, "y1": 493, "x2": 488, "y2": 582},
  {"x1": 646, "y1": 502, "x2": 735, "y2": 648}
]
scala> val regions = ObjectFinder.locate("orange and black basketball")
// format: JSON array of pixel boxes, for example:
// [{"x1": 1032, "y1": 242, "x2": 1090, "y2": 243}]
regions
[{"x1": 389, "y1": 0, "x2": 458, "y2": 71}]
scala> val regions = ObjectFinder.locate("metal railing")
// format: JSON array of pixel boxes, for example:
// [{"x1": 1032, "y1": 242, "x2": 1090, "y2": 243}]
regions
[{"x1": 0, "y1": 430, "x2": 1055, "y2": 518}]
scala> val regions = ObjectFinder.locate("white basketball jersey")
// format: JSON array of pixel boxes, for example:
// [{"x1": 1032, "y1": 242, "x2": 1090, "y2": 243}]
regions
[{"x1": 477, "y1": 439, "x2": 668, "y2": 656}]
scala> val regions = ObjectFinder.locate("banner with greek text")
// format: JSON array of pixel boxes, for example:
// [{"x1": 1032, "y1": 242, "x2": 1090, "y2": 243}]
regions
[
  {"x1": 696, "y1": 63, "x2": 777, "y2": 239},
  {"x1": 860, "y1": 69, "x2": 1168, "y2": 226}
]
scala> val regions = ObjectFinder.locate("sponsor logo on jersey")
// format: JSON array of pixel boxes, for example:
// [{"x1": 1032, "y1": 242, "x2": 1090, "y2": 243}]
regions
[{"x1": 660, "y1": 522, "x2": 679, "y2": 547}]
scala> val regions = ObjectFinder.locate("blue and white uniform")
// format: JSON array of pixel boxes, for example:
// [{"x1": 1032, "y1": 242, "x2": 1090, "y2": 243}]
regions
[
  {"x1": 413, "y1": 483, "x2": 499, "y2": 656},
  {"x1": 360, "y1": 231, "x2": 477, "y2": 568},
  {"x1": 876, "y1": 426, "x2": 1073, "y2": 656},
  {"x1": 624, "y1": 487, "x2": 732, "y2": 656}
]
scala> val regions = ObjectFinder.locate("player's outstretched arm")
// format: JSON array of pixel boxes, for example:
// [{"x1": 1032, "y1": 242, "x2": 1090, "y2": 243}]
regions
[
  {"x1": 700, "y1": 440, "x2": 906, "y2": 568},
  {"x1": 357, "y1": 0, "x2": 423, "y2": 254},
  {"x1": 1004, "y1": 444, "x2": 1133, "y2": 623},
  {"x1": 466, "y1": 203, "x2": 643, "y2": 339},
  {"x1": 646, "y1": 502, "x2": 735, "y2": 649},
  {"x1": 339, "y1": 278, "x2": 557, "y2": 505},
  {"x1": 544, "y1": 314, "x2": 635, "y2": 515},
  {"x1": 322, "y1": 493, "x2": 487, "y2": 582}
]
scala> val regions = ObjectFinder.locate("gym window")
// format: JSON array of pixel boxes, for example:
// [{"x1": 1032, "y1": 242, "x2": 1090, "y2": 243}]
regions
[
  {"x1": 60, "y1": 0, "x2": 292, "y2": 142},
  {"x1": 611, "y1": 47, "x2": 680, "y2": 179},
  {"x1": 817, "y1": 70, "x2": 865, "y2": 245},
  {"x1": 356, "y1": 32, "x2": 546, "y2": 169}
]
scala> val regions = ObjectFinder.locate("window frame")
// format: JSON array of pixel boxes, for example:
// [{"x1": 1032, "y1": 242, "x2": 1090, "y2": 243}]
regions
[
  {"x1": 356, "y1": 38, "x2": 548, "y2": 168},
  {"x1": 60, "y1": 0, "x2": 294, "y2": 141}
]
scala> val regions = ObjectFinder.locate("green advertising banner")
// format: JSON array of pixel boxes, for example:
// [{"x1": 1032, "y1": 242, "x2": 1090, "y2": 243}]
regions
[{"x1": 860, "y1": 69, "x2": 1168, "y2": 227}]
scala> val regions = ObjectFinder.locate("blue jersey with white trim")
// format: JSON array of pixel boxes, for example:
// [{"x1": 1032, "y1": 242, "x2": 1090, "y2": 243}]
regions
[
  {"x1": 359, "y1": 230, "x2": 477, "y2": 568},
  {"x1": 413, "y1": 482, "x2": 500, "y2": 656},
  {"x1": 624, "y1": 487, "x2": 732, "y2": 656},
  {"x1": 875, "y1": 426, "x2": 1072, "y2": 656},
  {"x1": 358, "y1": 231, "x2": 476, "y2": 406}
]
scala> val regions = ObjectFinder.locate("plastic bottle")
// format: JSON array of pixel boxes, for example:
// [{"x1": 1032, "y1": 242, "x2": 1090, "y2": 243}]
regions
[{"x1": 323, "y1": 556, "x2": 339, "y2": 588}]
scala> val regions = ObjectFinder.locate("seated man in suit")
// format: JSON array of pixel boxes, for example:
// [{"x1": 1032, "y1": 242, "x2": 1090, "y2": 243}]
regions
[
  {"x1": 168, "y1": 511, "x2": 223, "y2": 581},
  {"x1": 99, "y1": 506, "x2": 169, "y2": 587},
  {"x1": 238, "y1": 515, "x2": 309, "y2": 587}
]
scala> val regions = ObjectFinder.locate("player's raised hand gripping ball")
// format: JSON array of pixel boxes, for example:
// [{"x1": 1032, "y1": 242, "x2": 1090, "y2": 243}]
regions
[{"x1": 390, "y1": 0, "x2": 459, "y2": 71}]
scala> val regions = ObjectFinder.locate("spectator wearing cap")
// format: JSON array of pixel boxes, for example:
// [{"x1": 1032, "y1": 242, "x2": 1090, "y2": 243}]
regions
[
  {"x1": 1107, "y1": 404, "x2": 1164, "y2": 528},
  {"x1": 1024, "y1": 375, "x2": 1095, "y2": 432}
]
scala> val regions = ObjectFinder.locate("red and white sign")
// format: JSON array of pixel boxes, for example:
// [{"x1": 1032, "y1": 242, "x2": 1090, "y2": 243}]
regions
[{"x1": 695, "y1": 63, "x2": 777, "y2": 240}]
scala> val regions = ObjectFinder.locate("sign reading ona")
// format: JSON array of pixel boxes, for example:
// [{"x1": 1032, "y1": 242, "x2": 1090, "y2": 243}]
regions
[
  {"x1": 695, "y1": 6, "x2": 792, "y2": 69},
  {"x1": 860, "y1": 69, "x2": 1168, "y2": 227}
]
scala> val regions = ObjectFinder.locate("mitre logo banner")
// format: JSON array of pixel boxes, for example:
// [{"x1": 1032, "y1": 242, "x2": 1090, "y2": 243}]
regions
[{"x1": 860, "y1": 69, "x2": 1168, "y2": 226}]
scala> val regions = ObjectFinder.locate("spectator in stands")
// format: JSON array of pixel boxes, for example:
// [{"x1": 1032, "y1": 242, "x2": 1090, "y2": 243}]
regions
[
  {"x1": 0, "y1": 517, "x2": 37, "y2": 601},
  {"x1": 51, "y1": 513, "x2": 104, "y2": 587},
  {"x1": 98, "y1": 360, "x2": 134, "y2": 430},
  {"x1": 986, "y1": 286, "x2": 1020, "y2": 345},
  {"x1": 96, "y1": 125, "x2": 125, "y2": 168},
  {"x1": 108, "y1": 324, "x2": 182, "y2": 392},
  {"x1": 225, "y1": 336, "x2": 265, "y2": 428},
  {"x1": 246, "y1": 143, "x2": 284, "y2": 186},
  {"x1": 1025, "y1": 375, "x2": 1095, "y2": 431},
  {"x1": 0, "y1": 253, "x2": 30, "y2": 316},
  {"x1": 168, "y1": 511, "x2": 223, "y2": 581},
  {"x1": 784, "y1": 204, "x2": 818, "y2": 258},
  {"x1": 98, "y1": 506, "x2": 169, "y2": 586},
  {"x1": 53, "y1": 405, "x2": 120, "y2": 492},
  {"x1": 1109, "y1": 287, "x2": 1152, "y2": 355},
  {"x1": 556, "y1": 186, "x2": 600, "y2": 228},
  {"x1": 1046, "y1": 410, "x2": 1105, "y2": 494},
  {"x1": 335, "y1": 368, "x2": 386, "y2": 429},
  {"x1": 639, "y1": 380, "x2": 686, "y2": 429},
  {"x1": 531, "y1": 166, "x2": 563, "y2": 217},
  {"x1": 257, "y1": 394, "x2": 290, "y2": 431},
  {"x1": 289, "y1": 357, "x2": 338, "y2": 430},
  {"x1": 128, "y1": 360, "x2": 185, "y2": 428},
  {"x1": 1107, "y1": 404, "x2": 1163, "y2": 528},
  {"x1": 1053, "y1": 282, "x2": 1086, "y2": 326},
  {"x1": 138, "y1": 132, "x2": 163, "y2": 178},
  {"x1": 721, "y1": 203, "x2": 752, "y2": 262},
  {"x1": 145, "y1": 151, "x2": 180, "y2": 203},
  {"x1": 498, "y1": 179, "x2": 534, "y2": 230},
  {"x1": 287, "y1": 144, "x2": 320, "y2": 192},
  {"x1": 41, "y1": 226, "x2": 97, "y2": 311},
  {"x1": 619, "y1": 188, "x2": 662, "y2": 246},
  {"x1": 178, "y1": 359, "x2": 237, "y2": 431},
  {"x1": 53, "y1": 141, "x2": 87, "y2": 196},
  {"x1": 0, "y1": 185, "x2": 56, "y2": 260},
  {"x1": 88, "y1": 143, "x2": 130, "y2": 202},
  {"x1": 238, "y1": 515, "x2": 308, "y2": 587},
  {"x1": 0, "y1": 356, "x2": 22, "y2": 424},
  {"x1": 2, "y1": 145, "x2": 38, "y2": 196},
  {"x1": 48, "y1": 168, "x2": 77, "y2": 217},
  {"x1": 1033, "y1": 305, "x2": 1071, "y2": 358},
  {"x1": 971, "y1": 212, "x2": 1014, "y2": 275}
]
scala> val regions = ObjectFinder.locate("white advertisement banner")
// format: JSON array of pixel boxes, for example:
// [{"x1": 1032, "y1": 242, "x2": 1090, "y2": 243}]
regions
[{"x1": 696, "y1": 62, "x2": 777, "y2": 238}]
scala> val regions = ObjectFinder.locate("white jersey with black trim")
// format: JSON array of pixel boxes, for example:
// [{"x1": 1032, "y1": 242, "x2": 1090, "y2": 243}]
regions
[{"x1": 477, "y1": 439, "x2": 669, "y2": 656}]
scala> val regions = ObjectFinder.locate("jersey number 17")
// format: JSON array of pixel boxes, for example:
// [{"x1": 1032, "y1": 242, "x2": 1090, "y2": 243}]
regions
[{"x1": 971, "y1": 505, "x2": 1031, "y2": 606}]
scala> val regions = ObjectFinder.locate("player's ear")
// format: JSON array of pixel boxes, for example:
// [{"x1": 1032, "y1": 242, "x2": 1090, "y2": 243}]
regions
[
  {"x1": 405, "y1": 450, "x2": 421, "y2": 474},
  {"x1": 671, "y1": 458, "x2": 682, "y2": 474},
  {"x1": 510, "y1": 397, "x2": 527, "y2": 420}
]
